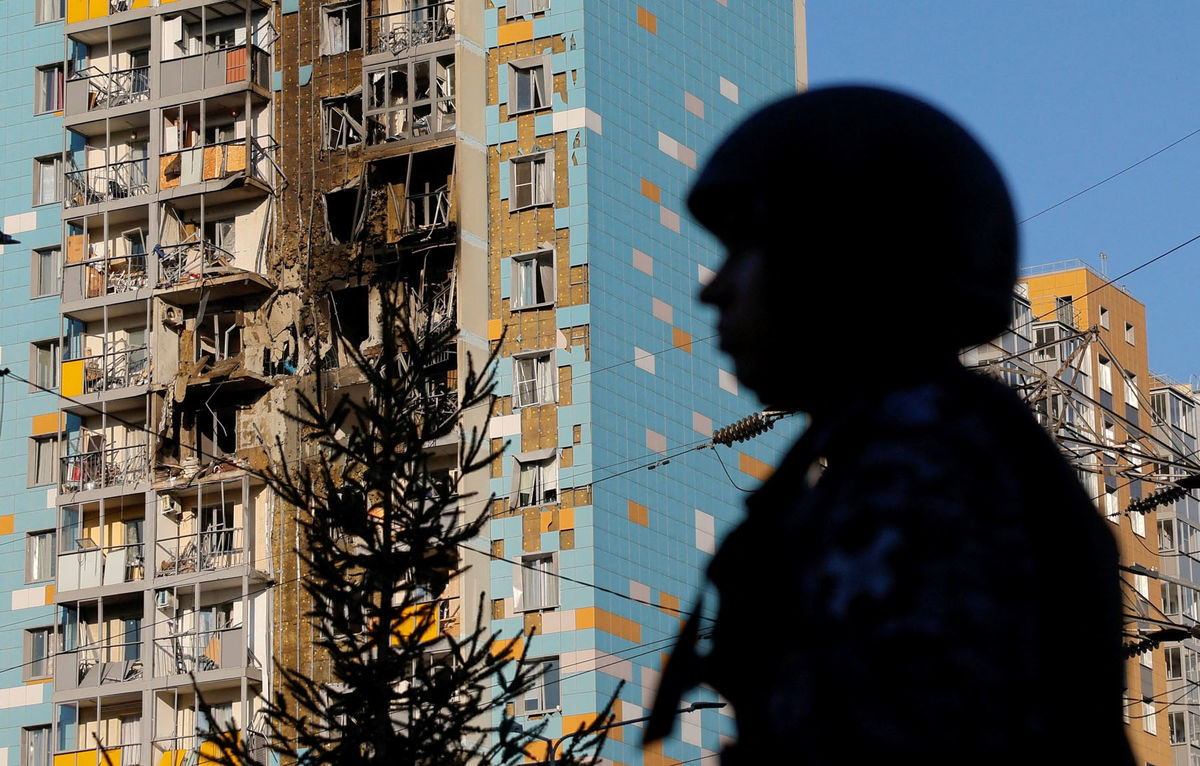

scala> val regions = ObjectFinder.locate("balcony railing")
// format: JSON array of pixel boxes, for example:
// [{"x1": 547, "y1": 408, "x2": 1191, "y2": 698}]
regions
[
  {"x1": 63, "y1": 251, "x2": 148, "y2": 301},
  {"x1": 155, "y1": 527, "x2": 247, "y2": 577},
  {"x1": 154, "y1": 241, "x2": 236, "y2": 288},
  {"x1": 54, "y1": 742, "x2": 139, "y2": 766},
  {"x1": 54, "y1": 642, "x2": 143, "y2": 690},
  {"x1": 64, "y1": 159, "x2": 150, "y2": 208},
  {"x1": 153, "y1": 624, "x2": 246, "y2": 675},
  {"x1": 58, "y1": 539, "x2": 145, "y2": 590},
  {"x1": 160, "y1": 44, "x2": 270, "y2": 96},
  {"x1": 151, "y1": 734, "x2": 243, "y2": 766},
  {"x1": 368, "y1": 0, "x2": 455, "y2": 55},
  {"x1": 66, "y1": 346, "x2": 150, "y2": 395},
  {"x1": 61, "y1": 443, "x2": 149, "y2": 493},
  {"x1": 68, "y1": 65, "x2": 150, "y2": 113},
  {"x1": 400, "y1": 186, "x2": 450, "y2": 235},
  {"x1": 159, "y1": 136, "x2": 275, "y2": 190}
]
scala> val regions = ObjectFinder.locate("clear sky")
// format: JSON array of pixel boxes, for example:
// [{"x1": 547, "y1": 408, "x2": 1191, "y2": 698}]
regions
[{"x1": 807, "y1": 2, "x2": 1200, "y2": 382}]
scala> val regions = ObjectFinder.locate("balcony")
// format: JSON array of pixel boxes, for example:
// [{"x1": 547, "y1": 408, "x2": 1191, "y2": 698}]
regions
[
  {"x1": 154, "y1": 527, "x2": 247, "y2": 578},
  {"x1": 151, "y1": 735, "x2": 242, "y2": 766},
  {"x1": 159, "y1": 44, "x2": 270, "y2": 98},
  {"x1": 158, "y1": 137, "x2": 276, "y2": 193},
  {"x1": 54, "y1": 641, "x2": 144, "y2": 691},
  {"x1": 66, "y1": 65, "x2": 150, "y2": 115},
  {"x1": 61, "y1": 443, "x2": 150, "y2": 494},
  {"x1": 154, "y1": 241, "x2": 236, "y2": 288},
  {"x1": 367, "y1": 0, "x2": 454, "y2": 56},
  {"x1": 153, "y1": 624, "x2": 248, "y2": 676},
  {"x1": 65, "y1": 0, "x2": 150, "y2": 24},
  {"x1": 62, "y1": 345, "x2": 150, "y2": 397},
  {"x1": 58, "y1": 539, "x2": 144, "y2": 591},
  {"x1": 65, "y1": 159, "x2": 150, "y2": 208}
]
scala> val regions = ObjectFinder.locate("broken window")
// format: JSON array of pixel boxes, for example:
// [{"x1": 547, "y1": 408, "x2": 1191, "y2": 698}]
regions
[
  {"x1": 322, "y1": 94, "x2": 365, "y2": 149},
  {"x1": 509, "y1": 152, "x2": 552, "y2": 210},
  {"x1": 195, "y1": 311, "x2": 242, "y2": 362},
  {"x1": 320, "y1": 1, "x2": 362, "y2": 55},
  {"x1": 511, "y1": 250, "x2": 554, "y2": 309},
  {"x1": 508, "y1": 56, "x2": 549, "y2": 114},
  {"x1": 323, "y1": 187, "x2": 366, "y2": 244},
  {"x1": 197, "y1": 405, "x2": 237, "y2": 458},
  {"x1": 366, "y1": 53, "x2": 454, "y2": 143},
  {"x1": 329, "y1": 286, "x2": 370, "y2": 358},
  {"x1": 513, "y1": 351, "x2": 555, "y2": 407},
  {"x1": 512, "y1": 452, "x2": 558, "y2": 508}
]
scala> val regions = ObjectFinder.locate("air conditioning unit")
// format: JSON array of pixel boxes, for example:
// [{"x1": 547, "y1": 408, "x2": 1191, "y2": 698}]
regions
[{"x1": 155, "y1": 590, "x2": 177, "y2": 612}]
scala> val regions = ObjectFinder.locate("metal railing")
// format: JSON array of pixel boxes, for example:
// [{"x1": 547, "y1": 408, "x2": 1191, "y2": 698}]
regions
[
  {"x1": 68, "y1": 346, "x2": 149, "y2": 394},
  {"x1": 64, "y1": 159, "x2": 150, "y2": 208},
  {"x1": 151, "y1": 734, "x2": 246, "y2": 766},
  {"x1": 54, "y1": 740, "x2": 142, "y2": 766},
  {"x1": 63, "y1": 252, "x2": 148, "y2": 300},
  {"x1": 74, "y1": 65, "x2": 150, "y2": 111},
  {"x1": 61, "y1": 443, "x2": 149, "y2": 493},
  {"x1": 154, "y1": 241, "x2": 236, "y2": 288},
  {"x1": 159, "y1": 135, "x2": 275, "y2": 190},
  {"x1": 368, "y1": 0, "x2": 455, "y2": 55},
  {"x1": 155, "y1": 527, "x2": 246, "y2": 577},
  {"x1": 400, "y1": 186, "x2": 450, "y2": 235},
  {"x1": 153, "y1": 624, "x2": 246, "y2": 675}
]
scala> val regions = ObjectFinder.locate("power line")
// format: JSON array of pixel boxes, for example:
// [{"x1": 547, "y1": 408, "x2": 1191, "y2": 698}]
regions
[{"x1": 1019, "y1": 125, "x2": 1200, "y2": 225}]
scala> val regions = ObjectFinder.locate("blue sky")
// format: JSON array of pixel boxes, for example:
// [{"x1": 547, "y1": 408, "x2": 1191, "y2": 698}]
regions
[{"x1": 807, "y1": 2, "x2": 1200, "y2": 382}]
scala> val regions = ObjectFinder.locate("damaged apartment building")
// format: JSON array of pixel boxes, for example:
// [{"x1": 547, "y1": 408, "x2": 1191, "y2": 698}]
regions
[{"x1": 7, "y1": 0, "x2": 804, "y2": 763}]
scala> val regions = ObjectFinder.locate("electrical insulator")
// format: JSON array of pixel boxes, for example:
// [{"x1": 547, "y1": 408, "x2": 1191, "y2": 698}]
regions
[{"x1": 712, "y1": 412, "x2": 776, "y2": 446}]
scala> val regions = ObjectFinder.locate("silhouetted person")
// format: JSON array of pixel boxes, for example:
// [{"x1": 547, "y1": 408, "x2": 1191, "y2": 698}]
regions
[{"x1": 646, "y1": 86, "x2": 1134, "y2": 764}]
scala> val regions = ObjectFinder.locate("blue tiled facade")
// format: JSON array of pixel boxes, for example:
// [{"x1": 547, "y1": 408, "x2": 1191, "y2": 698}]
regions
[
  {"x1": 0, "y1": 0, "x2": 67, "y2": 761},
  {"x1": 487, "y1": 2, "x2": 802, "y2": 762}
]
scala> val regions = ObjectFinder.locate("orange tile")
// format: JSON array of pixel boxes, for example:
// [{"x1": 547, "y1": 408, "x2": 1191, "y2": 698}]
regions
[
  {"x1": 559, "y1": 507, "x2": 575, "y2": 530},
  {"x1": 44, "y1": 585, "x2": 55, "y2": 603},
  {"x1": 488, "y1": 318, "x2": 503, "y2": 340},
  {"x1": 659, "y1": 591, "x2": 679, "y2": 615},
  {"x1": 739, "y1": 452, "x2": 774, "y2": 481},
  {"x1": 575, "y1": 607, "x2": 596, "y2": 630},
  {"x1": 491, "y1": 636, "x2": 524, "y2": 659},
  {"x1": 628, "y1": 500, "x2": 649, "y2": 526},
  {"x1": 0, "y1": 515, "x2": 13, "y2": 535},
  {"x1": 672, "y1": 327, "x2": 693, "y2": 353},
  {"x1": 636, "y1": 6, "x2": 658, "y2": 34},
  {"x1": 640, "y1": 178, "x2": 661, "y2": 203}
]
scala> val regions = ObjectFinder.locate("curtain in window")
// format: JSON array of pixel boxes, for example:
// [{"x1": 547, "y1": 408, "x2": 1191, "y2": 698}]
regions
[
  {"x1": 515, "y1": 258, "x2": 533, "y2": 308},
  {"x1": 537, "y1": 252, "x2": 553, "y2": 301},
  {"x1": 534, "y1": 156, "x2": 551, "y2": 204},
  {"x1": 541, "y1": 458, "x2": 557, "y2": 502},
  {"x1": 514, "y1": 357, "x2": 536, "y2": 406},
  {"x1": 120, "y1": 717, "x2": 140, "y2": 765},
  {"x1": 38, "y1": 160, "x2": 58, "y2": 205},
  {"x1": 26, "y1": 726, "x2": 50, "y2": 766},
  {"x1": 534, "y1": 354, "x2": 554, "y2": 403},
  {"x1": 518, "y1": 461, "x2": 535, "y2": 507}
]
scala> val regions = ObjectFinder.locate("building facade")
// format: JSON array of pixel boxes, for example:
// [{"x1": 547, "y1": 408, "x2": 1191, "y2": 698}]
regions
[{"x1": 6, "y1": 0, "x2": 805, "y2": 764}]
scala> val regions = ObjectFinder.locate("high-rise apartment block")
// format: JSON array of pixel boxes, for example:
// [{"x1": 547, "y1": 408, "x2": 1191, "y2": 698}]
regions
[{"x1": 0, "y1": 1, "x2": 805, "y2": 764}]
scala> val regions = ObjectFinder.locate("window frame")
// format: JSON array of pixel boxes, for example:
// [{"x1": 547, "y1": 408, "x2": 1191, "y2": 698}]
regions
[
  {"x1": 31, "y1": 247, "x2": 62, "y2": 298},
  {"x1": 521, "y1": 657, "x2": 561, "y2": 715},
  {"x1": 33, "y1": 154, "x2": 63, "y2": 207},
  {"x1": 321, "y1": 94, "x2": 366, "y2": 150},
  {"x1": 507, "y1": 55, "x2": 551, "y2": 116},
  {"x1": 22, "y1": 724, "x2": 51, "y2": 766},
  {"x1": 1097, "y1": 355, "x2": 1112, "y2": 393},
  {"x1": 319, "y1": 0, "x2": 362, "y2": 55},
  {"x1": 515, "y1": 553, "x2": 559, "y2": 612},
  {"x1": 1126, "y1": 321, "x2": 1136, "y2": 345},
  {"x1": 510, "y1": 249, "x2": 556, "y2": 310},
  {"x1": 508, "y1": 151, "x2": 554, "y2": 211},
  {"x1": 34, "y1": 63, "x2": 64, "y2": 115},
  {"x1": 23, "y1": 627, "x2": 55, "y2": 681},
  {"x1": 28, "y1": 437, "x2": 57, "y2": 489},
  {"x1": 35, "y1": 0, "x2": 65, "y2": 24},
  {"x1": 30, "y1": 338, "x2": 61, "y2": 391},
  {"x1": 509, "y1": 0, "x2": 550, "y2": 15},
  {"x1": 25, "y1": 529, "x2": 56, "y2": 583},
  {"x1": 512, "y1": 349, "x2": 557, "y2": 408},
  {"x1": 510, "y1": 450, "x2": 559, "y2": 509}
]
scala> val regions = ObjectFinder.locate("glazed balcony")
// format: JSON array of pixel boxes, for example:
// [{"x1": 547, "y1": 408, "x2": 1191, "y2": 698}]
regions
[
  {"x1": 58, "y1": 538, "x2": 144, "y2": 591},
  {"x1": 54, "y1": 638, "x2": 143, "y2": 691}
]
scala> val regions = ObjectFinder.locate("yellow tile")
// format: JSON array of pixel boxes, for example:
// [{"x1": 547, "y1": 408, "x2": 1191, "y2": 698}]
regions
[
  {"x1": 44, "y1": 585, "x2": 55, "y2": 603},
  {"x1": 497, "y1": 19, "x2": 534, "y2": 45},
  {"x1": 31, "y1": 412, "x2": 64, "y2": 436},
  {"x1": 61, "y1": 359, "x2": 84, "y2": 398},
  {"x1": 559, "y1": 507, "x2": 575, "y2": 530},
  {"x1": 491, "y1": 635, "x2": 523, "y2": 659},
  {"x1": 488, "y1": 318, "x2": 504, "y2": 340}
]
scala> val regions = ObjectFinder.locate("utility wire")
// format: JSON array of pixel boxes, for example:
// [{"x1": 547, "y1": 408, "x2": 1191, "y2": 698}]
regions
[{"x1": 1019, "y1": 126, "x2": 1200, "y2": 225}]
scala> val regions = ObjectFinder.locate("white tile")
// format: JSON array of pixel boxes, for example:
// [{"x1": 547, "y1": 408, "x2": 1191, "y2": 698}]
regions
[
  {"x1": 695, "y1": 509, "x2": 715, "y2": 536},
  {"x1": 659, "y1": 206, "x2": 681, "y2": 233},
  {"x1": 658, "y1": 131, "x2": 679, "y2": 159},
  {"x1": 684, "y1": 91, "x2": 706, "y2": 118},
  {"x1": 696, "y1": 530, "x2": 715, "y2": 555},
  {"x1": 584, "y1": 108, "x2": 602, "y2": 135},
  {"x1": 641, "y1": 666, "x2": 661, "y2": 709},
  {"x1": 0, "y1": 745, "x2": 10, "y2": 766},
  {"x1": 646, "y1": 429, "x2": 667, "y2": 454},
  {"x1": 559, "y1": 609, "x2": 575, "y2": 631},
  {"x1": 629, "y1": 579, "x2": 651, "y2": 604},
  {"x1": 489, "y1": 414, "x2": 521, "y2": 438},
  {"x1": 45, "y1": 489, "x2": 56, "y2": 508},
  {"x1": 651, "y1": 298, "x2": 673, "y2": 324},
  {"x1": 692, "y1": 411, "x2": 713, "y2": 437},
  {"x1": 681, "y1": 717, "x2": 703, "y2": 746},
  {"x1": 632, "y1": 248, "x2": 654, "y2": 275},
  {"x1": 698, "y1": 264, "x2": 715, "y2": 286},
  {"x1": 718, "y1": 368, "x2": 738, "y2": 395},
  {"x1": 21, "y1": 212, "x2": 37, "y2": 232},
  {"x1": 719, "y1": 76, "x2": 739, "y2": 104},
  {"x1": 676, "y1": 145, "x2": 697, "y2": 169},
  {"x1": 551, "y1": 107, "x2": 587, "y2": 132},
  {"x1": 2, "y1": 215, "x2": 20, "y2": 234},
  {"x1": 634, "y1": 347, "x2": 655, "y2": 375},
  {"x1": 600, "y1": 654, "x2": 633, "y2": 683}
]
